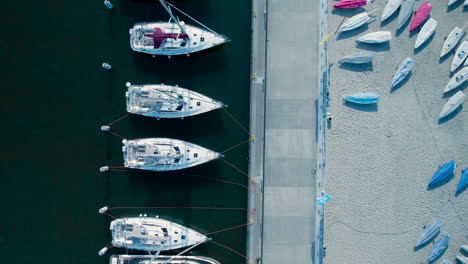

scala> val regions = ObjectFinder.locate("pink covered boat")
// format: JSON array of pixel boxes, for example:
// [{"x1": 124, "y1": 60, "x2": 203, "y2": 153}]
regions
[
  {"x1": 333, "y1": 0, "x2": 368, "y2": 9},
  {"x1": 410, "y1": 1, "x2": 432, "y2": 32}
]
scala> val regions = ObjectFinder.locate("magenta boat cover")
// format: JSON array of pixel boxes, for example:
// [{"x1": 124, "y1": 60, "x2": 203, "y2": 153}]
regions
[
  {"x1": 410, "y1": 2, "x2": 432, "y2": 32},
  {"x1": 333, "y1": 0, "x2": 367, "y2": 9}
]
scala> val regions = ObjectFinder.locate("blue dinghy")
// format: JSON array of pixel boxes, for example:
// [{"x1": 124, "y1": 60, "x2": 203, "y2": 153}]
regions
[
  {"x1": 457, "y1": 167, "x2": 468, "y2": 193},
  {"x1": 428, "y1": 160, "x2": 456, "y2": 187},
  {"x1": 428, "y1": 232, "x2": 451, "y2": 263},
  {"x1": 391, "y1": 57, "x2": 414, "y2": 88},
  {"x1": 345, "y1": 92, "x2": 380, "y2": 104},
  {"x1": 414, "y1": 220, "x2": 441, "y2": 248}
]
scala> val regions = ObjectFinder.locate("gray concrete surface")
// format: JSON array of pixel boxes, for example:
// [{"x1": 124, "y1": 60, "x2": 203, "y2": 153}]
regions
[
  {"x1": 248, "y1": 0, "x2": 325, "y2": 263},
  {"x1": 325, "y1": 1, "x2": 468, "y2": 263}
]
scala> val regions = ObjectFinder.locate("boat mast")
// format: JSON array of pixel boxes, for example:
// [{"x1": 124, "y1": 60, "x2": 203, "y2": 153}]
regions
[{"x1": 159, "y1": 0, "x2": 189, "y2": 36}]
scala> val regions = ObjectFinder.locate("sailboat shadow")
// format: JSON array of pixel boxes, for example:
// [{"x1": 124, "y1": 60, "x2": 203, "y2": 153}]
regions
[
  {"x1": 343, "y1": 101, "x2": 378, "y2": 112},
  {"x1": 448, "y1": 1, "x2": 464, "y2": 12},
  {"x1": 438, "y1": 105, "x2": 464, "y2": 124},
  {"x1": 338, "y1": 62, "x2": 374, "y2": 72},
  {"x1": 414, "y1": 33, "x2": 436, "y2": 55},
  {"x1": 396, "y1": 18, "x2": 412, "y2": 37},
  {"x1": 336, "y1": 25, "x2": 369, "y2": 40},
  {"x1": 331, "y1": 8, "x2": 365, "y2": 17},
  {"x1": 356, "y1": 42, "x2": 390, "y2": 52},
  {"x1": 380, "y1": 11, "x2": 399, "y2": 27},
  {"x1": 442, "y1": 83, "x2": 466, "y2": 98}
]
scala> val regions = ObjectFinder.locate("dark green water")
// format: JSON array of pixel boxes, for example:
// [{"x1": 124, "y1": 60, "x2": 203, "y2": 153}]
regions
[{"x1": 1, "y1": 1, "x2": 251, "y2": 263}]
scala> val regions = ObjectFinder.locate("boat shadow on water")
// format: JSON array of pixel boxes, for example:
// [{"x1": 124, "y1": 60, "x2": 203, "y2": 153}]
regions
[
  {"x1": 356, "y1": 42, "x2": 390, "y2": 52},
  {"x1": 396, "y1": 19, "x2": 412, "y2": 37},
  {"x1": 343, "y1": 101, "x2": 378, "y2": 112},
  {"x1": 439, "y1": 51, "x2": 453, "y2": 64},
  {"x1": 426, "y1": 172, "x2": 455, "y2": 191},
  {"x1": 379, "y1": 11, "x2": 399, "y2": 28},
  {"x1": 438, "y1": 105, "x2": 464, "y2": 125},
  {"x1": 414, "y1": 33, "x2": 436, "y2": 55},
  {"x1": 390, "y1": 72, "x2": 412, "y2": 93},
  {"x1": 448, "y1": 1, "x2": 464, "y2": 12},
  {"x1": 338, "y1": 62, "x2": 374, "y2": 72}
]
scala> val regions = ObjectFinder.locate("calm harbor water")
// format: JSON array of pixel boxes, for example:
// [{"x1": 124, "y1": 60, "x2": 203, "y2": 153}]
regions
[{"x1": 1, "y1": 1, "x2": 251, "y2": 263}]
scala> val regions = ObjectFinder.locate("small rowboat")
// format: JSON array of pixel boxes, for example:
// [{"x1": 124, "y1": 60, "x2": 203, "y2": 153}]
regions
[
  {"x1": 428, "y1": 160, "x2": 456, "y2": 186},
  {"x1": 440, "y1": 25, "x2": 466, "y2": 57},
  {"x1": 345, "y1": 92, "x2": 380, "y2": 104},
  {"x1": 381, "y1": 0, "x2": 403, "y2": 22},
  {"x1": 414, "y1": 220, "x2": 441, "y2": 248},
  {"x1": 409, "y1": 1, "x2": 432, "y2": 32},
  {"x1": 451, "y1": 40, "x2": 468, "y2": 72},
  {"x1": 339, "y1": 52, "x2": 374, "y2": 64},
  {"x1": 457, "y1": 167, "x2": 468, "y2": 193},
  {"x1": 338, "y1": 10, "x2": 378, "y2": 33},
  {"x1": 356, "y1": 31, "x2": 392, "y2": 43},
  {"x1": 333, "y1": 0, "x2": 370, "y2": 9},
  {"x1": 439, "y1": 91, "x2": 465, "y2": 119},
  {"x1": 397, "y1": 0, "x2": 415, "y2": 30},
  {"x1": 415, "y1": 18, "x2": 437, "y2": 49},
  {"x1": 391, "y1": 57, "x2": 414, "y2": 88},
  {"x1": 428, "y1": 233, "x2": 451, "y2": 263},
  {"x1": 444, "y1": 66, "x2": 468, "y2": 93}
]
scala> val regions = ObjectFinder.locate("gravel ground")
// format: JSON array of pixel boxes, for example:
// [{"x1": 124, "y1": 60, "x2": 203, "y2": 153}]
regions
[{"x1": 325, "y1": 1, "x2": 468, "y2": 263}]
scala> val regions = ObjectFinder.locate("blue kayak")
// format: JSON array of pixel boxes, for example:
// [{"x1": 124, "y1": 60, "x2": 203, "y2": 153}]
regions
[
  {"x1": 414, "y1": 220, "x2": 441, "y2": 248},
  {"x1": 345, "y1": 92, "x2": 380, "y2": 104},
  {"x1": 428, "y1": 160, "x2": 456, "y2": 187},
  {"x1": 391, "y1": 57, "x2": 414, "y2": 88},
  {"x1": 428, "y1": 232, "x2": 451, "y2": 263},
  {"x1": 457, "y1": 167, "x2": 468, "y2": 193}
]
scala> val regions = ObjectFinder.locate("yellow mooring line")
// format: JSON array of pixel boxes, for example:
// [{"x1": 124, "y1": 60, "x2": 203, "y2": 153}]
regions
[{"x1": 320, "y1": 32, "x2": 334, "y2": 45}]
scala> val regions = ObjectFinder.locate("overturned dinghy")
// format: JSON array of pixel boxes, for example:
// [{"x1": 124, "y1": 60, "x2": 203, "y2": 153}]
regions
[
  {"x1": 451, "y1": 40, "x2": 468, "y2": 72},
  {"x1": 333, "y1": 0, "x2": 372, "y2": 9},
  {"x1": 414, "y1": 220, "x2": 442, "y2": 248},
  {"x1": 356, "y1": 31, "x2": 392, "y2": 44},
  {"x1": 391, "y1": 57, "x2": 414, "y2": 87},
  {"x1": 110, "y1": 217, "x2": 209, "y2": 252},
  {"x1": 428, "y1": 232, "x2": 451, "y2": 263},
  {"x1": 338, "y1": 10, "x2": 378, "y2": 33},
  {"x1": 122, "y1": 138, "x2": 222, "y2": 171},
  {"x1": 409, "y1": 1, "x2": 432, "y2": 32},
  {"x1": 440, "y1": 25, "x2": 466, "y2": 58},
  {"x1": 397, "y1": 0, "x2": 415, "y2": 30},
  {"x1": 381, "y1": 0, "x2": 402, "y2": 22},
  {"x1": 457, "y1": 167, "x2": 468, "y2": 193},
  {"x1": 109, "y1": 255, "x2": 220, "y2": 264},
  {"x1": 414, "y1": 18, "x2": 437, "y2": 49},
  {"x1": 339, "y1": 52, "x2": 373, "y2": 64},
  {"x1": 444, "y1": 66, "x2": 468, "y2": 93},
  {"x1": 439, "y1": 91, "x2": 465, "y2": 119},
  {"x1": 428, "y1": 160, "x2": 456, "y2": 187},
  {"x1": 126, "y1": 83, "x2": 224, "y2": 119},
  {"x1": 345, "y1": 92, "x2": 380, "y2": 104},
  {"x1": 129, "y1": 0, "x2": 228, "y2": 56}
]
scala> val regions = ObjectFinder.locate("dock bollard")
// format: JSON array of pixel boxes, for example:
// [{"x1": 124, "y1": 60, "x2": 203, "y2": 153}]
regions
[
  {"x1": 102, "y1": 62, "x2": 112, "y2": 70},
  {"x1": 104, "y1": 0, "x2": 113, "y2": 9}
]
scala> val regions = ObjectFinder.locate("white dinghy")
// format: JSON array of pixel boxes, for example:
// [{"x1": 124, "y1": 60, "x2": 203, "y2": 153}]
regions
[
  {"x1": 444, "y1": 66, "x2": 468, "y2": 93},
  {"x1": 110, "y1": 216, "x2": 208, "y2": 252},
  {"x1": 129, "y1": 0, "x2": 228, "y2": 57},
  {"x1": 415, "y1": 18, "x2": 437, "y2": 49},
  {"x1": 338, "y1": 10, "x2": 378, "y2": 33},
  {"x1": 397, "y1": 0, "x2": 415, "y2": 30},
  {"x1": 122, "y1": 138, "x2": 222, "y2": 171},
  {"x1": 339, "y1": 52, "x2": 374, "y2": 64},
  {"x1": 109, "y1": 255, "x2": 221, "y2": 264},
  {"x1": 356, "y1": 31, "x2": 392, "y2": 43},
  {"x1": 126, "y1": 83, "x2": 224, "y2": 119},
  {"x1": 451, "y1": 40, "x2": 468, "y2": 72},
  {"x1": 381, "y1": 0, "x2": 403, "y2": 22},
  {"x1": 439, "y1": 91, "x2": 465, "y2": 119},
  {"x1": 440, "y1": 24, "x2": 466, "y2": 57}
]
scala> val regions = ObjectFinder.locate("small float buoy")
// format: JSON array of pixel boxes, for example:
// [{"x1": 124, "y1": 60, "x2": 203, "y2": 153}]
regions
[
  {"x1": 103, "y1": 0, "x2": 113, "y2": 9},
  {"x1": 98, "y1": 206, "x2": 108, "y2": 214},
  {"x1": 102, "y1": 62, "x2": 112, "y2": 70},
  {"x1": 100, "y1": 166, "x2": 109, "y2": 172},
  {"x1": 126, "y1": 82, "x2": 131, "y2": 87},
  {"x1": 101, "y1": 126, "x2": 110, "y2": 131}
]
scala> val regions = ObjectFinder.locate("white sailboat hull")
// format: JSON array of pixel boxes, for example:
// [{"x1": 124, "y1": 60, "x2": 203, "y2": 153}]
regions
[
  {"x1": 122, "y1": 138, "x2": 221, "y2": 171},
  {"x1": 338, "y1": 12, "x2": 371, "y2": 33},
  {"x1": 110, "y1": 217, "x2": 208, "y2": 252},
  {"x1": 444, "y1": 66, "x2": 468, "y2": 93},
  {"x1": 439, "y1": 91, "x2": 465, "y2": 119},
  {"x1": 381, "y1": 0, "x2": 403, "y2": 22},
  {"x1": 415, "y1": 18, "x2": 437, "y2": 49},
  {"x1": 356, "y1": 31, "x2": 392, "y2": 43},
  {"x1": 451, "y1": 40, "x2": 468, "y2": 72},
  {"x1": 440, "y1": 26, "x2": 464, "y2": 57},
  {"x1": 130, "y1": 22, "x2": 228, "y2": 56},
  {"x1": 397, "y1": 0, "x2": 416, "y2": 30},
  {"x1": 126, "y1": 84, "x2": 224, "y2": 119}
]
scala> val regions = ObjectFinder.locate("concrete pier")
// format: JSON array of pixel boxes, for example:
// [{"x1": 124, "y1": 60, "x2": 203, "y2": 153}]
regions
[{"x1": 247, "y1": 0, "x2": 328, "y2": 263}]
